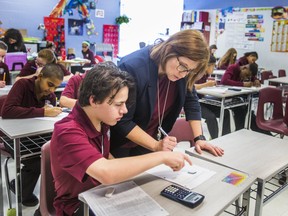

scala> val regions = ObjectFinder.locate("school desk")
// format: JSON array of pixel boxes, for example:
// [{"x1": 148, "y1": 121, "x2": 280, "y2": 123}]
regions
[
  {"x1": 0, "y1": 85, "x2": 12, "y2": 96},
  {"x1": 0, "y1": 116, "x2": 63, "y2": 216},
  {"x1": 268, "y1": 76, "x2": 288, "y2": 86},
  {"x1": 79, "y1": 157, "x2": 256, "y2": 216},
  {"x1": 197, "y1": 86, "x2": 260, "y2": 136},
  {"x1": 185, "y1": 129, "x2": 288, "y2": 216}
]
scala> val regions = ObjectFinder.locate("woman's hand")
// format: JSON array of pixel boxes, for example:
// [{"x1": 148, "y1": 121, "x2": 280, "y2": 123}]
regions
[
  {"x1": 194, "y1": 140, "x2": 224, "y2": 156},
  {"x1": 158, "y1": 135, "x2": 178, "y2": 151}
]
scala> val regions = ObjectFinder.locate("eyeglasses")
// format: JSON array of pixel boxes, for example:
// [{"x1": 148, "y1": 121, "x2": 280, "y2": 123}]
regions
[
  {"x1": 82, "y1": 45, "x2": 88, "y2": 48},
  {"x1": 176, "y1": 57, "x2": 196, "y2": 74}
]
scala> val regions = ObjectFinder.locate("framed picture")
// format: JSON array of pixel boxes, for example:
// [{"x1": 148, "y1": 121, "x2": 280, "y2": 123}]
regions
[
  {"x1": 68, "y1": 19, "x2": 84, "y2": 36},
  {"x1": 95, "y1": 9, "x2": 105, "y2": 18}
]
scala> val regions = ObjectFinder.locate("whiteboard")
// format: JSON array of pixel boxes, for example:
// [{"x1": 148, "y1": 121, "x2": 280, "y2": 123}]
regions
[{"x1": 207, "y1": 7, "x2": 288, "y2": 75}]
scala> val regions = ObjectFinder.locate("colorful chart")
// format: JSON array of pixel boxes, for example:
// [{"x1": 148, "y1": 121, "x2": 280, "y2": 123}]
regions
[{"x1": 222, "y1": 172, "x2": 248, "y2": 186}]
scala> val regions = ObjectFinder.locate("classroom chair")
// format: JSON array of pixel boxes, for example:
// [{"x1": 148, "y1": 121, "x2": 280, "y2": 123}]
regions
[
  {"x1": 278, "y1": 69, "x2": 286, "y2": 77},
  {"x1": 260, "y1": 70, "x2": 277, "y2": 85},
  {"x1": 256, "y1": 87, "x2": 288, "y2": 138},
  {"x1": 38, "y1": 141, "x2": 56, "y2": 216},
  {"x1": 168, "y1": 117, "x2": 194, "y2": 147}
]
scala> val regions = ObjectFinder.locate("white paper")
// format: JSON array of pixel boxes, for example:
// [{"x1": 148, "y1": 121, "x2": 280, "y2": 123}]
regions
[
  {"x1": 79, "y1": 181, "x2": 168, "y2": 216},
  {"x1": 146, "y1": 163, "x2": 216, "y2": 189},
  {"x1": 34, "y1": 112, "x2": 68, "y2": 122}
]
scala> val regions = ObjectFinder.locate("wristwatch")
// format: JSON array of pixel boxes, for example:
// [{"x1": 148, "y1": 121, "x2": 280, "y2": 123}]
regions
[{"x1": 193, "y1": 135, "x2": 206, "y2": 143}]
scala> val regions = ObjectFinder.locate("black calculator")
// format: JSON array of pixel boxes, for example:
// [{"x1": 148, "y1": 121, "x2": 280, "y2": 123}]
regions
[{"x1": 160, "y1": 184, "x2": 205, "y2": 208}]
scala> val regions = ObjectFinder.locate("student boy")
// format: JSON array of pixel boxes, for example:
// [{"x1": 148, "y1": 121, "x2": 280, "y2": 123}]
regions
[{"x1": 50, "y1": 62, "x2": 192, "y2": 216}]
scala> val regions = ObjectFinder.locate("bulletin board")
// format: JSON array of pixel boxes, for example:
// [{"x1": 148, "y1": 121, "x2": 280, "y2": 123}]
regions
[{"x1": 213, "y1": 7, "x2": 288, "y2": 73}]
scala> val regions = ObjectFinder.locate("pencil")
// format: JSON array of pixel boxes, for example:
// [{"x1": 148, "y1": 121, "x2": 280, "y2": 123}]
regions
[{"x1": 3, "y1": 73, "x2": 6, "y2": 81}]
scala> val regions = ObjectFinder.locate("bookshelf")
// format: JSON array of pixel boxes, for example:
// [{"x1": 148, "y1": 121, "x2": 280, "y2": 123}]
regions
[{"x1": 181, "y1": 11, "x2": 211, "y2": 43}]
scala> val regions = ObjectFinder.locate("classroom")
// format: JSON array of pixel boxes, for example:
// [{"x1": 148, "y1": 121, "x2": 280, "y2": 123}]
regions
[{"x1": 0, "y1": 0, "x2": 288, "y2": 216}]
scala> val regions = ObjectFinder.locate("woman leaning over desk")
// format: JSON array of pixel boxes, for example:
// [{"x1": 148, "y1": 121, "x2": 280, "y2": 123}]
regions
[
  {"x1": 0, "y1": 63, "x2": 63, "y2": 206},
  {"x1": 110, "y1": 29, "x2": 224, "y2": 158}
]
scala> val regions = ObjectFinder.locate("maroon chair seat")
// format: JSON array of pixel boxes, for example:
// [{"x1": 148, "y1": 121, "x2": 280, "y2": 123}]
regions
[
  {"x1": 256, "y1": 87, "x2": 288, "y2": 137},
  {"x1": 168, "y1": 118, "x2": 194, "y2": 147}
]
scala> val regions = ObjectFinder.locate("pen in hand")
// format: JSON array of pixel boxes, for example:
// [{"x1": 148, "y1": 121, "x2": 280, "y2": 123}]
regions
[{"x1": 159, "y1": 127, "x2": 169, "y2": 137}]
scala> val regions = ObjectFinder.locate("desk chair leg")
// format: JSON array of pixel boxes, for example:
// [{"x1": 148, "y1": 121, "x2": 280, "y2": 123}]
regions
[
  {"x1": 279, "y1": 171, "x2": 287, "y2": 185},
  {"x1": 4, "y1": 157, "x2": 12, "y2": 209}
]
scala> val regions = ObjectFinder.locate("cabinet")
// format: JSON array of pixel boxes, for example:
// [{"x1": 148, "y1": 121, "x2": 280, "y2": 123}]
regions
[{"x1": 181, "y1": 11, "x2": 210, "y2": 44}]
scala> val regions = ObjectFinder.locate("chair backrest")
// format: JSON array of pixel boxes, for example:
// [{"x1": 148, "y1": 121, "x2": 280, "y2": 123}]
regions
[
  {"x1": 278, "y1": 69, "x2": 286, "y2": 77},
  {"x1": 260, "y1": 70, "x2": 273, "y2": 84},
  {"x1": 40, "y1": 141, "x2": 56, "y2": 216},
  {"x1": 256, "y1": 87, "x2": 283, "y2": 129},
  {"x1": 168, "y1": 118, "x2": 194, "y2": 147},
  {"x1": 284, "y1": 96, "x2": 288, "y2": 126}
]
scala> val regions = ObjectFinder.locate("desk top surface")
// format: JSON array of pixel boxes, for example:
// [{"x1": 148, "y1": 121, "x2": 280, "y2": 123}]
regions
[
  {"x1": 185, "y1": 129, "x2": 288, "y2": 181},
  {"x1": 196, "y1": 86, "x2": 259, "y2": 98},
  {"x1": 0, "y1": 114, "x2": 67, "y2": 139},
  {"x1": 89, "y1": 157, "x2": 256, "y2": 216},
  {"x1": 268, "y1": 76, "x2": 288, "y2": 84}
]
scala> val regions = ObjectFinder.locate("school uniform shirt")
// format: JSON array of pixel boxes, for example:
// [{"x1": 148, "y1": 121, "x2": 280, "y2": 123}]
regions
[
  {"x1": 220, "y1": 64, "x2": 257, "y2": 87},
  {"x1": 82, "y1": 49, "x2": 96, "y2": 66},
  {"x1": 0, "y1": 62, "x2": 11, "y2": 85},
  {"x1": 110, "y1": 45, "x2": 201, "y2": 149},
  {"x1": 18, "y1": 60, "x2": 71, "y2": 77},
  {"x1": 50, "y1": 102, "x2": 110, "y2": 216},
  {"x1": 61, "y1": 73, "x2": 85, "y2": 99},
  {"x1": 1, "y1": 76, "x2": 56, "y2": 118}
]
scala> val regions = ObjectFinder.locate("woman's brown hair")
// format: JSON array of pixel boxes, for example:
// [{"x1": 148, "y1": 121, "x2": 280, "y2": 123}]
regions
[
  {"x1": 37, "y1": 48, "x2": 56, "y2": 64},
  {"x1": 217, "y1": 48, "x2": 237, "y2": 69},
  {"x1": 150, "y1": 29, "x2": 209, "y2": 91}
]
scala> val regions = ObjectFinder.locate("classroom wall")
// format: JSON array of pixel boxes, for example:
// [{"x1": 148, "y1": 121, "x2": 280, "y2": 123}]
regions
[
  {"x1": 184, "y1": 0, "x2": 288, "y2": 10},
  {"x1": 0, "y1": 0, "x2": 120, "y2": 57},
  {"x1": 184, "y1": 1, "x2": 288, "y2": 75}
]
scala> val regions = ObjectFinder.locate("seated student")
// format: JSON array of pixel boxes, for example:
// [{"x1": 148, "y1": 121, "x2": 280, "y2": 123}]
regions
[
  {"x1": 209, "y1": 44, "x2": 217, "y2": 58},
  {"x1": 0, "y1": 28, "x2": 27, "y2": 53},
  {"x1": 16, "y1": 48, "x2": 73, "y2": 82},
  {"x1": 236, "y1": 51, "x2": 258, "y2": 66},
  {"x1": 0, "y1": 41, "x2": 11, "y2": 87},
  {"x1": 59, "y1": 72, "x2": 86, "y2": 108},
  {"x1": 46, "y1": 41, "x2": 58, "y2": 58},
  {"x1": 81, "y1": 40, "x2": 96, "y2": 67},
  {"x1": 195, "y1": 55, "x2": 231, "y2": 139},
  {"x1": 0, "y1": 63, "x2": 63, "y2": 206},
  {"x1": 49, "y1": 62, "x2": 191, "y2": 216},
  {"x1": 221, "y1": 63, "x2": 260, "y2": 131},
  {"x1": 217, "y1": 48, "x2": 237, "y2": 70}
]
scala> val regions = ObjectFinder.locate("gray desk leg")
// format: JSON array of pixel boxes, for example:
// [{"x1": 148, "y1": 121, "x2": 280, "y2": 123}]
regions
[
  {"x1": 14, "y1": 138, "x2": 22, "y2": 216},
  {"x1": 218, "y1": 98, "x2": 225, "y2": 137},
  {"x1": 0, "y1": 153, "x2": 3, "y2": 215},
  {"x1": 83, "y1": 203, "x2": 89, "y2": 216},
  {"x1": 245, "y1": 94, "x2": 252, "y2": 129},
  {"x1": 242, "y1": 188, "x2": 251, "y2": 216},
  {"x1": 255, "y1": 180, "x2": 264, "y2": 216}
]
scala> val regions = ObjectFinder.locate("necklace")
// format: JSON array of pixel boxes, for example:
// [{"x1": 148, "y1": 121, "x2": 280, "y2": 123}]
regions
[{"x1": 157, "y1": 78, "x2": 171, "y2": 141}]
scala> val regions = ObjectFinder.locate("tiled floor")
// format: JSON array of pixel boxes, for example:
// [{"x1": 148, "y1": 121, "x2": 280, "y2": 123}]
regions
[{"x1": 1, "y1": 120, "x2": 288, "y2": 215}]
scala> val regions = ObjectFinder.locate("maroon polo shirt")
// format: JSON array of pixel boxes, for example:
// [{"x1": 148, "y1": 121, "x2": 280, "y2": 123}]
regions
[
  {"x1": 236, "y1": 56, "x2": 249, "y2": 66},
  {"x1": 0, "y1": 62, "x2": 11, "y2": 85},
  {"x1": 18, "y1": 59, "x2": 71, "y2": 77},
  {"x1": 61, "y1": 73, "x2": 85, "y2": 99},
  {"x1": 51, "y1": 102, "x2": 110, "y2": 215},
  {"x1": 82, "y1": 49, "x2": 96, "y2": 66},
  {"x1": 1, "y1": 76, "x2": 56, "y2": 118}
]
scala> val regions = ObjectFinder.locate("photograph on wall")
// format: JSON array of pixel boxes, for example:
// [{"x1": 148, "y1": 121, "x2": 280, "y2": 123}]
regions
[{"x1": 68, "y1": 19, "x2": 84, "y2": 36}]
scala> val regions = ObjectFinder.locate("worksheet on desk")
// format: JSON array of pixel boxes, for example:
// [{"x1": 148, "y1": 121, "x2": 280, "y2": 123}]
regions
[
  {"x1": 146, "y1": 163, "x2": 216, "y2": 189},
  {"x1": 79, "y1": 181, "x2": 168, "y2": 216},
  {"x1": 34, "y1": 112, "x2": 69, "y2": 122}
]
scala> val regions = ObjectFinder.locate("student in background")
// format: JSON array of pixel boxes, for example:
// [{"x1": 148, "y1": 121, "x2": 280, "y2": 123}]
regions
[
  {"x1": 49, "y1": 62, "x2": 192, "y2": 216},
  {"x1": 209, "y1": 44, "x2": 217, "y2": 58},
  {"x1": 0, "y1": 63, "x2": 63, "y2": 206},
  {"x1": 110, "y1": 30, "x2": 224, "y2": 158},
  {"x1": 236, "y1": 51, "x2": 258, "y2": 66},
  {"x1": 59, "y1": 72, "x2": 86, "y2": 108},
  {"x1": 0, "y1": 28, "x2": 27, "y2": 53},
  {"x1": 217, "y1": 48, "x2": 237, "y2": 70},
  {"x1": 221, "y1": 63, "x2": 260, "y2": 131},
  {"x1": 46, "y1": 41, "x2": 58, "y2": 58},
  {"x1": 221, "y1": 63, "x2": 260, "y2": 87},
  {"x1": 16, "y1": 48, "x2": 72, "y2": 82},
  {"x1": 81, "y1": 40, "x2": 96, "y2": 67},
  {"x1": 195, "y1": 55, "x2": 231, "y2": 139},
  {"x1": 0, "y1": 41, "x2": 11, "y2": 87}
]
